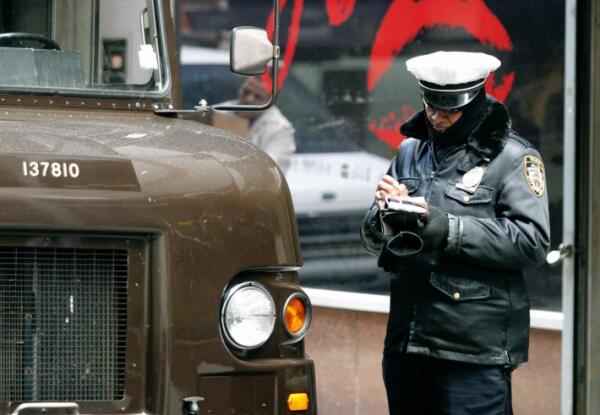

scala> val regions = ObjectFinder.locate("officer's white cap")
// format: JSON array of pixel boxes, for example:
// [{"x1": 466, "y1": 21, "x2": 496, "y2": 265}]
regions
[
  {"x1": 406, "y1": 51, "x2": 501, "y2": 86},
  {"x1": 406, "y1": 51, "x2": 501, "y2": 110}
]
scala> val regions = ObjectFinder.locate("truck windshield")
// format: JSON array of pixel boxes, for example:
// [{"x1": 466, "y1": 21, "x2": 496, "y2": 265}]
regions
[{"x1": 0, "y1": 0, "x2": 164, "y2": 95}]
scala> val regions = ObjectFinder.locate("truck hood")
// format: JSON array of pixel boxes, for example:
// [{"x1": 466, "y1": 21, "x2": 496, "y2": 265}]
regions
[
  {"x1": 0, "y1": 108, "x2": 264, "y2": 178},
  {"x1": 0, "y1": 107, "x2": 301, "y2": 268}
]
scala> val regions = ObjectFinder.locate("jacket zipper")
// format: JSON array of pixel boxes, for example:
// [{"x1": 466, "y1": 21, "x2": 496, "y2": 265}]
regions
[
  {"x1": 426, "y1": 170, "x2": 436, "y2": 202},
  {"x1": 410, "y1": 141, "x2": 437, "y2": 349},
  {"x1": 407, "y1": 275, "x2": 420, "y2": 350},
  {"x1": 424, "y1": 143, "x2": 468, "y2": 202},
  {"x1": 504, "y1": 350, "x2": 512, "y2": 366},
  {"x1": 410, "y1": 142, "x2": 465, "y2": 350},
  {"x1": 426, "y1": 140, "x2": 437, "y2": 202}
]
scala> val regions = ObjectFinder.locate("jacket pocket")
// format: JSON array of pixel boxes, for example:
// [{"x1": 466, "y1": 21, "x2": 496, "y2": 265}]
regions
[
  {"x1": 398, "y1": 177, "x2": 420, "y2": 194},
  {"x1": 444, "y1": 184, "x2": 495, "y2": 205},
  {"x1": 414, "y1": 272, "x2": 508, "y2": 358},
  {"x1": 429, "y1": 272, "x2": 491, "y2": 301}
]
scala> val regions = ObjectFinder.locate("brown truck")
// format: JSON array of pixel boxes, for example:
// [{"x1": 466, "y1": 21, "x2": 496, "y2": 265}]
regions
[{"x1": 0, "y1": 0, "x2": 316, "y2": 414}]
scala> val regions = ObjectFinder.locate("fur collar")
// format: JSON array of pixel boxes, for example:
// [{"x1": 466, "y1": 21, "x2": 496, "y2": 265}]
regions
[{"x1": 399, "y1": 96, "x2": 511, "y2": 168}]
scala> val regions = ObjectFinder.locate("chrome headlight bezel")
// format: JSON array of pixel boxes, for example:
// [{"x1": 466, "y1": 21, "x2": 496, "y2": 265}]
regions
[{"x1": 220, "y1": 281, "x2": 276, "y2": 350}]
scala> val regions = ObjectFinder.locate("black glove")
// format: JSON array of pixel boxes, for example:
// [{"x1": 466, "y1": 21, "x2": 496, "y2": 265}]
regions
[
  {"x1": 380, "y1": 210, "x2": 422, "y2": 234},
  {"x1": 418, "y1": 206, "x2": 449, "y2": 252},
  {"x1": 377, "y1": 231, "x2": 424, "y2": 272}
]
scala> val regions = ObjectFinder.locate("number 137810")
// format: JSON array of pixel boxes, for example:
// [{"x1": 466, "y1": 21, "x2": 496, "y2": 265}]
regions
[{"x1": 22, "y1": 161, "x2": 80, "y2": 178}]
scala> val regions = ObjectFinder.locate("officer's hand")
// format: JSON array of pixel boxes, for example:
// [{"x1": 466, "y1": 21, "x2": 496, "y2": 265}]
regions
[
  {"x1": 375, "y1": 175, "x2": 408, "y2": 208},
  {"x1": 419, "y1": 206, "x2": 449, "y2": 252}
]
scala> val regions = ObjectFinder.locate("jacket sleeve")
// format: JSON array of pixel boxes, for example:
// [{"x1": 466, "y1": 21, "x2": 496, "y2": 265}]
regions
[
  {"x1": 445, "y1": 147, "x2": 550, "y2": 269},
  {"x1": 360, "y1": 155, "x2": 402, "y2": 255},
  {"x1": 361, "y1": 203, "x2": 383, "y2": 255}
]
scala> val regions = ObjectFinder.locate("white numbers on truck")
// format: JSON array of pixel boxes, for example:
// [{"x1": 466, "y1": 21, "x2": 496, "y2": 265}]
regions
[
  {"x1": 22, "y1": 161, "x2": 80, "y2": 178},
  {"x1": 68, "y1": 163, "x2": 80, "y2": 178}
]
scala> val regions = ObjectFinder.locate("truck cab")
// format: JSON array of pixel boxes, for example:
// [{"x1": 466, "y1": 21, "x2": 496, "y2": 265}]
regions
[{"x1": 0, "y1": 0, "x2": 316, "y2": 414}]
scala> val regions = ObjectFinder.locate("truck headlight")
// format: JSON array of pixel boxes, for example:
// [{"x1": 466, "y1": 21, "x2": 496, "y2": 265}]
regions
[{"x1": 221, "y1": 282, "x2": 276, "y2": 350}]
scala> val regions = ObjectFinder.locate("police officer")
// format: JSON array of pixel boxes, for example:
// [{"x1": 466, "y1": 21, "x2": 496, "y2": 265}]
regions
[{"x1": 361, "y1": 51, "x2": 550, "y2": 414}]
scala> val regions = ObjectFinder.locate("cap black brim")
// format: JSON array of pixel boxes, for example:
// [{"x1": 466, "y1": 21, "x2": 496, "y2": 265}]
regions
[{"x1": 419, "y1": 79, "x2": 485, "y2": 111}]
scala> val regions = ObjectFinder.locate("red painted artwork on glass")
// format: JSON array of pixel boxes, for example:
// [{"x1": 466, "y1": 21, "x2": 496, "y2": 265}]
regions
[
  {"x1": 326, "y1": 0, "x2": 357, "y2": 26},
  {"x1": 265, "y1": 0, "x2": 515, "y2": 149},
  {"x1": 263, "y1": 0, "x2": 304, "y2": 91}
]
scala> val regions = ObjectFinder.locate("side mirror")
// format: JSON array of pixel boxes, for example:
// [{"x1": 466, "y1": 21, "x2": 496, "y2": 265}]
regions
[
  {"x1": 212, "y1": 0, "x2": 280, "y2": 112},
  {"x1": 230, "y1": 27, "x2": 274, "y2": 76},
  {"x1": 155, "y1": 0, "x2": 281, "y2": 115}
]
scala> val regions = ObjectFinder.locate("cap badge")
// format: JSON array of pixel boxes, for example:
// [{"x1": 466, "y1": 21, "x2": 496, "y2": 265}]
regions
[
  {"x1": 524, "y1": 155, "x2": 545, "y2": 197},
  {"x1": 456, "y1": 166, "x2": 485, "y2": 193}
]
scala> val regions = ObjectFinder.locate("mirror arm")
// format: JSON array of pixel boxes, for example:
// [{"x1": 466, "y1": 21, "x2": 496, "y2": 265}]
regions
[
  {"x1": 212, "y1": 48, "x2": 280, "y2": 111},
  {"x1": 212, "y1": 0, "x2": 281, "y2": 112},
  {"x1": 139, "y1": 8, "x2": 148, "y2": 45}
]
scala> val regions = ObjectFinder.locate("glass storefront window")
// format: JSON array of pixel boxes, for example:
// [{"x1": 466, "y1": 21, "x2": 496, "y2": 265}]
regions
[{"x1": 178, "y1": 0, "x2": 564, "y2": 311}]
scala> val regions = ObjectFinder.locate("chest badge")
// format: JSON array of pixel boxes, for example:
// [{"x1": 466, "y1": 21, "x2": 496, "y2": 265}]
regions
[
  {"x1": 456, "y1": 166, "x2": 485, "y2": 193},
  {"x1": 524, "y1": 155, "x2": 545, "y2": 197}
]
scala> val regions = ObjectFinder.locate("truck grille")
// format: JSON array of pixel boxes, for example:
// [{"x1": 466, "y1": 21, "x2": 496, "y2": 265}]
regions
[{"x1": 0, "y1": 247, "x2": 128, "y2": 402}]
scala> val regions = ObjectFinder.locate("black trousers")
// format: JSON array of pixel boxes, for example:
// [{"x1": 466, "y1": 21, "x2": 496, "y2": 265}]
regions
[{"x1": 382, "y1": 353, "x2": 513, "y2": 415}]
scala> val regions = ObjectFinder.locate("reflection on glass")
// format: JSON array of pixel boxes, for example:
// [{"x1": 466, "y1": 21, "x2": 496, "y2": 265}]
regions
[
  {"x1": 178, "y1": 0, "x2": 565, "y2": 310},
  {"x1": 231, "y1": 76, "x2": 296, "y2": 173},
  {"x1": 0, "y1": 0, "x2": 164, "y2": 93}
]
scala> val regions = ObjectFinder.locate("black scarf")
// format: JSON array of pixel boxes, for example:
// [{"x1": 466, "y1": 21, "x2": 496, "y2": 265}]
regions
[
  {"x1": 400, "y1": 95, "x2": 512, "y2": 172},
  {"x1": 426, "y1": 90, "x2": 488, "y2": 161}
]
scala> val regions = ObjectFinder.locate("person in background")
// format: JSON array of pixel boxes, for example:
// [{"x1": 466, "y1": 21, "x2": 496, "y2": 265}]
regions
[
  {"x1": 236, "y1": 76, "x2": 296, "y2": 173},
  {"x1": 361, "y1": 51, "x2": 550, "y2": 414}
]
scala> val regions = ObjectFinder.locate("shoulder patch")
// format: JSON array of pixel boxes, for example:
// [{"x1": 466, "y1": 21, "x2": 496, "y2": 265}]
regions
[{"x1": 523, "y1": 155, "x2": 545, "y2": 197}]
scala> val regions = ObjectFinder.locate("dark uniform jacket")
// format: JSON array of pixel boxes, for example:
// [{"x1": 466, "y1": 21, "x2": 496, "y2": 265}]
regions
[{"x1": 361, "y1": 97, "x2": 550, "y2": 366}]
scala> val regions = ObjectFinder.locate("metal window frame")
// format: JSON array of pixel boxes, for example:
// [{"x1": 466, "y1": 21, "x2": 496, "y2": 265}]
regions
[
  {"x1": 574, "y1": 0, "x2": 600, "y2": 413},
  {"x1": 562, "y1": 0, "x2": 577, "y2": 413},
  {"x1": 0, "y1": 0, "x2": 171, "y2": 101}
]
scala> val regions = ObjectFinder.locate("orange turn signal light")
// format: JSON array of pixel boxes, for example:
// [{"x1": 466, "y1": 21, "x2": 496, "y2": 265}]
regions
[
  {"x1": 285, "y1": 297, "x2": 306, "y2": 334},
  {"x1": 288, "y1": 393, "x2": 309, "y2": 411}
]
